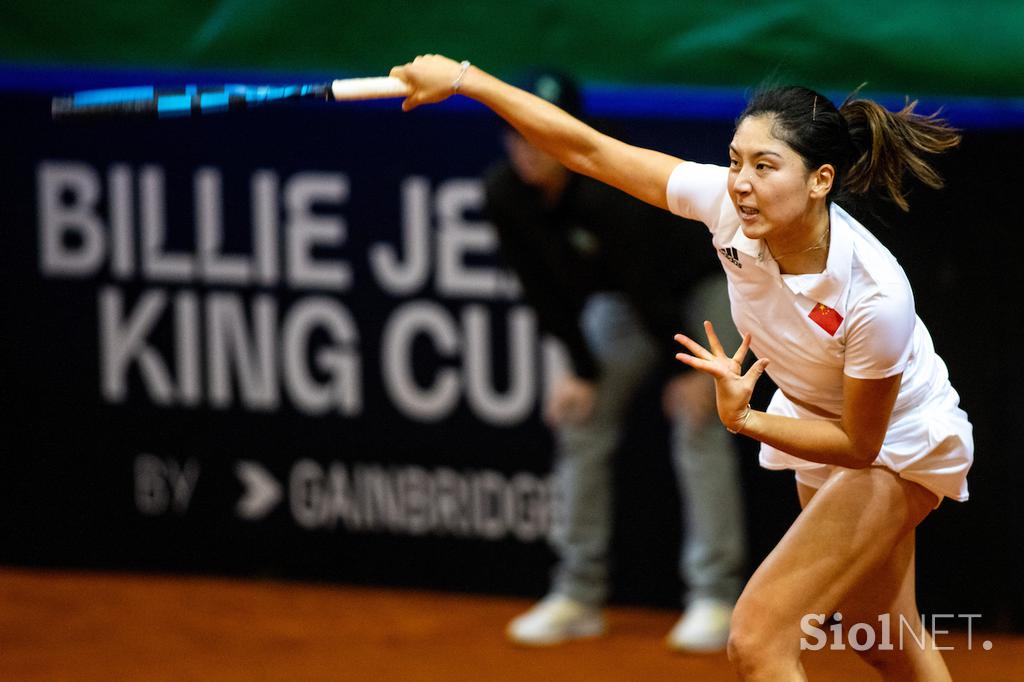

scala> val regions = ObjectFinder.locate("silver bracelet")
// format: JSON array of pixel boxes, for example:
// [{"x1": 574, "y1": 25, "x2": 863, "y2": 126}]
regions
[
  {"x1": 452, "y1": 60, "x2": 471, "y2": 93},
  {"x1": 726, "y1": 404, "x2": 752, "y2": 434}
]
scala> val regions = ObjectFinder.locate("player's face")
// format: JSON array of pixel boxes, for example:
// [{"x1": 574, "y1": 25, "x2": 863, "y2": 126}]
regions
[
  {"x1": 504, "y1": 131, "x2": 565, "y2": 189},
  {"x1": 726, "y1": 115, "x2": 821, "y2": 241}
]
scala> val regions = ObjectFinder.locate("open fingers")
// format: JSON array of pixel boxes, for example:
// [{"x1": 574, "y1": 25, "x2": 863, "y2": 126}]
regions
[
  {"x1": 674, "y1": 333, "x2": 713, "y2": 360},
  {"x1": 703, "y1": 320, "x2": 729, "y2": 357},
  {"x1": 742, "y1": 357, "x2": 771, "y2": 388},
  {"x1": 675, "y1": 352, "x2": 729, "y2": 379},
  {"x1": 732, "y1": 332, "x2": 752, "y2": 367}
]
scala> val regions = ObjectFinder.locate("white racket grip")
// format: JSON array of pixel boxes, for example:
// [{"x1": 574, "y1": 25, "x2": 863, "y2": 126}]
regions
[{"x1": 330, "y1": 76, "x2": 411, "y2": 101}]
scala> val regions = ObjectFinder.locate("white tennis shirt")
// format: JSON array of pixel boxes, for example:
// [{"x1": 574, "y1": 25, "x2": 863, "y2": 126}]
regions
[{"x1": 666, "y1": 161, "x2": 972, "y2": 500}]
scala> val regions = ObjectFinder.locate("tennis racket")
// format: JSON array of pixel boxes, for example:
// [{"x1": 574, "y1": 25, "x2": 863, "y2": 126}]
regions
[{"x1": 51, "y1": 77, "x2": 411, "y2": 120}]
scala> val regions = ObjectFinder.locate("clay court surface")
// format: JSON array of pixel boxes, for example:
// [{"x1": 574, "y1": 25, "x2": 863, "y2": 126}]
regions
[{"x1": 0, "y1": 567, "x2": 1018, "y2": 680}]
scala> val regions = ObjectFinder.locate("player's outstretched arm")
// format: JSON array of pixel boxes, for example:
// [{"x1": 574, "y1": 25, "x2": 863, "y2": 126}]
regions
[{"x1": 390, "y1": 55, "x2": 682, "y2": 211}]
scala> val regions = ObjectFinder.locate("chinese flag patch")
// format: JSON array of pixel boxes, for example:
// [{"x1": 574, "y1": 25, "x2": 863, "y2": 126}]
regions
[{"x1": 808, "y1": 303, "x2": 843, "y2": 336}]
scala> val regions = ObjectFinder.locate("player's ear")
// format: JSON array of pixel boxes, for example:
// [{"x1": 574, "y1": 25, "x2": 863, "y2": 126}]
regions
[{"x1": 809, "y1": 164, "x2": 835, "y2": 199}]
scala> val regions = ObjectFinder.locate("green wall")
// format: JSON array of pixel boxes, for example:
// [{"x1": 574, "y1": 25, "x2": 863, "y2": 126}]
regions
[{"x1": 3, "y1": 1, "x2": 1022, "y2": 97}]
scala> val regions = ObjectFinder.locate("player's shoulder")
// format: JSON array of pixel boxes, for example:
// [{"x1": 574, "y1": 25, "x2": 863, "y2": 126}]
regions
[
  {"x1": 827, "y1": 206, "x2": 913, "y2": 326},
  {"x1": 666, "y1": 160, "x2": 730, "y2": 193},
  {"x1": 836, "y1": 207, "x2": 909, "y2": 289},
  {"x1": 846, "y1": 251, "x2": 914, "y2": 327}
]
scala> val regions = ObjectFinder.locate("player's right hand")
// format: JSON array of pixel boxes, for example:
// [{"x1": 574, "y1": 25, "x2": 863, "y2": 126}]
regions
[{"x1": 390, "y1": 54, "x2": 467, "y2": 111}]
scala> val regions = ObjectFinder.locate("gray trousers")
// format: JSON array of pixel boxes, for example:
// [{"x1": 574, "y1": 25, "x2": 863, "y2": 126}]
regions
[{"x1": 550, "y1": 276, "x2": 746, "y2": 607}]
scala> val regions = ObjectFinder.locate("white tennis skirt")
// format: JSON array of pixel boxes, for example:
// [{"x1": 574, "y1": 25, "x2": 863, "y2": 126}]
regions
[{"x1": 759, "y1": 384, "x2": 973, "y2": 503}]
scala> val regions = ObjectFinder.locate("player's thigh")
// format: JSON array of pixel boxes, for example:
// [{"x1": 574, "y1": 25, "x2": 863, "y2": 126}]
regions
[{"x1": 733, "y1": 467, "x2": 936, "y2": 648}]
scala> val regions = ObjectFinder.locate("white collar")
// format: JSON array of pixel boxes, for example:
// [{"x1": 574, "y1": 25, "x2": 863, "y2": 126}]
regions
[
  {"x1": 721, "y1": 203, "x2": 856, "y2": 310},
  {"x1": 779, "y1": 203, "x2": 855, "y2": 310},
  {"x1": 727, "y1": 224, "x2": 762, "y2": 259}
]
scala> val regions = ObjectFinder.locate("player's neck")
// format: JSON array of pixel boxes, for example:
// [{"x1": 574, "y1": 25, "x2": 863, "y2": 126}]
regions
[{"x1": 768, "y1": 211, "x2": 831, "y2": 275}]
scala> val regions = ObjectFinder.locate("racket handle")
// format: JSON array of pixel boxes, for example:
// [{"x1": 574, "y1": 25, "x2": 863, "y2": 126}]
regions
[{"x1": 330, "y1": 76, "x2": 410, "y2": 101}]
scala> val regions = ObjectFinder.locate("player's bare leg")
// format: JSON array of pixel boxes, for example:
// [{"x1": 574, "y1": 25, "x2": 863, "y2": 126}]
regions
[
  {"x1": 725, "y1": 467, "x2": 940, "y2": 681},
  {"x1": 797, "y1": 485, "x2": 952, "y2": 681}
]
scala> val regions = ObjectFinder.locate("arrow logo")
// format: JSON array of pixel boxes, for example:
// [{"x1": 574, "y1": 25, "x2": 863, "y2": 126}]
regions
[{"x1": 235, "y1": 461, "x2": 282, "y2": 520}]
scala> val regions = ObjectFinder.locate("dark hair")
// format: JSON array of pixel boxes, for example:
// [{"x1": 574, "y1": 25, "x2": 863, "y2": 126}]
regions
[{"x1": 738, "y1": 85, "x2": 960, "y2": 211}]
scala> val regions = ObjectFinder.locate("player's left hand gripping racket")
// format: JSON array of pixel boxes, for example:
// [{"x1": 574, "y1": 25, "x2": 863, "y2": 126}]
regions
[{"x1": 51, "y1": 76, "x2": 411, "y2": 120}]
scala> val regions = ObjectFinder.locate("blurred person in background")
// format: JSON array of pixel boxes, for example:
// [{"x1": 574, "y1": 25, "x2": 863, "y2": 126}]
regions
[{"x1": 483, "y1": 71, "x2": 748, "y2": 652}]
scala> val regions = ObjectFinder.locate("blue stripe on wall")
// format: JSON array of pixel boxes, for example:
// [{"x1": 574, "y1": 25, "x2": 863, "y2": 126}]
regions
[{"x1": 4, "y1": 62, "x2": 1024, "y2": 129}]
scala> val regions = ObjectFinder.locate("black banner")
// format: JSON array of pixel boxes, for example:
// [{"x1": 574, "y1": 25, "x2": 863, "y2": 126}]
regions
[{"x1": 0, "y1": 96, "x2": 580, "y2": 591}]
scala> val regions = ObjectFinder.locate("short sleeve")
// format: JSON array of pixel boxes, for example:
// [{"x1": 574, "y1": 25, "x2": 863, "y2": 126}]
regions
[
  {"x1": 665, "y1": 161, "x2": 730, "y2": 231},
  {"x1": 843, "y1": 289, "x2": 915, "y2": 379}
]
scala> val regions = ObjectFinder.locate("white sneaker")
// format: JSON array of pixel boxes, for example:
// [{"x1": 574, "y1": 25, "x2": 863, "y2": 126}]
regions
[
  {"x1": 666, "y1": 598, "x2": 733, "y2": 653},
  {"x1": 506, "y1": 594, "x2": 606, "y2": 646}
]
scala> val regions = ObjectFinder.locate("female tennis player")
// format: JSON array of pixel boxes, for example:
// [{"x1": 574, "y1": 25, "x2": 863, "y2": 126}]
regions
[{"x1": 390, "y1": 55, "x2": 972, "y2": 680}]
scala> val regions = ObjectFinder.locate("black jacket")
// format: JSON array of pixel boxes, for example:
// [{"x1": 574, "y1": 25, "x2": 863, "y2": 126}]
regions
[{"x1": 485, "y1": 162, "x2": 721, "y2": 380}]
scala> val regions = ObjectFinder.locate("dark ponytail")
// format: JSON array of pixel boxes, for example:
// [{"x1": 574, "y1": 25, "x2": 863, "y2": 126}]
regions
[
  {"x1": 739, "y1": 86, "x2": 960, "y2": 212},
  {"x1": 840, "y1": 96, "x2": 960, "y2": 211}
]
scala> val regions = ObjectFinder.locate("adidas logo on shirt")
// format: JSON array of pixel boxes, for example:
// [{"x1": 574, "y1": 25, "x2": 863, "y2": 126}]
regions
[{"x1": 719, "y1": 246, "x2": 742, "y2": 268}]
